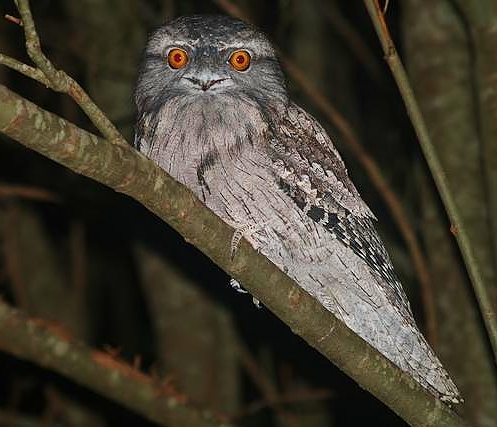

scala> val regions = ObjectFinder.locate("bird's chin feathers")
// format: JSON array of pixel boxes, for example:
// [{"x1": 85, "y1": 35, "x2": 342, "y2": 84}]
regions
[{"x1": 136, "y1": 90, "x2": 277, "y2": 181}]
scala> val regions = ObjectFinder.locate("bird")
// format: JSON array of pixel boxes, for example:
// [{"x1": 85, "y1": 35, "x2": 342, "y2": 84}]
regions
[{"x1": 134, "y1": 14, "x2": 461, "y2": 403}]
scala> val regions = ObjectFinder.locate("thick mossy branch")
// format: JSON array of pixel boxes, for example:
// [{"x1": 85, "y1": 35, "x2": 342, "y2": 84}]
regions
[
  {"x1": 0, "y1": 301, "x2": 232, "y2": 427},
  {"x1": 213, "y1": 0, "x2": 436, "y2": 345},
  {"x1": 0, "y1": 84, "x2": 468, "y2": 427}
]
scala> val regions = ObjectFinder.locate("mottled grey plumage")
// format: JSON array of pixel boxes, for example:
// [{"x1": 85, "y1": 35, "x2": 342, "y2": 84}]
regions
[{"x1": 134, "y1": 14, "x2": 461, "y2": 403}]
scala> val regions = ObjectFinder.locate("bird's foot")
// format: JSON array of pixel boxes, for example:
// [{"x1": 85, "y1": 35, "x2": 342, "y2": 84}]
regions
[
  {"x1": 230, "y1": 223, "x2": 261, "y2": 260},
  {"x1": 229, "y1": 279, "x2": 261, "y2": 309},
  {"x1": 229, "y1": 278, "x2": 248, "y2": 293}
]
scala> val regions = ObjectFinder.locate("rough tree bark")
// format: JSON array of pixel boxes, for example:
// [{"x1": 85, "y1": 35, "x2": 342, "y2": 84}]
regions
[
  {"x1": 0, "y1": 83, "x2": 467, "y2": 427},
  {"x1": 403, "y1": 1, "x2": 497, "y2": 425}
]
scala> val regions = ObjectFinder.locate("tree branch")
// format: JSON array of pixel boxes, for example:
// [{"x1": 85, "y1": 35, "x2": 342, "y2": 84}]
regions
[
  {"x1": 212, "y1": 0, "x2": 437, "y2": 346},
  {"x1": 363, "y1": 0, "x2": 497, "y2": 362},
  {"x1": 0, "y1": 53, "x2": 50, "y2": 87},
  {"x1": 8, "y1": 0, "x2": 127, "y2": 147},
  {"x1": 450, "y1": 0, "x2": 497, "y2": 327},
  {"x1": 0, "y1": 183, "x2": 59, "y2": 203},
  {"x1": 0, "y1": 299, "x2": 233, "y2": 427},
  {"x1": 0, "y1": 84, "x2": 468, "y2": 427}
]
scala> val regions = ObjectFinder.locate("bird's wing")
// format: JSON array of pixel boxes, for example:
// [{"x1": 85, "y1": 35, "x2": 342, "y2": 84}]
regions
[{"x1": 266, "y1": 101, "x2": 414, "y2": 322}]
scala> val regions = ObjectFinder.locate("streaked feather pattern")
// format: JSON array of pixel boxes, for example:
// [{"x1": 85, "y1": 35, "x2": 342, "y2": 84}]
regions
[{"x1": 134, "y1": 14, "x2": 461, "y2": 403}]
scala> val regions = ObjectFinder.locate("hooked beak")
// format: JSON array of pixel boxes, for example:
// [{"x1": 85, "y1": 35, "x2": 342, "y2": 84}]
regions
[{"x1": 184, "y1": 77, "x2": 229, "y2": 91}]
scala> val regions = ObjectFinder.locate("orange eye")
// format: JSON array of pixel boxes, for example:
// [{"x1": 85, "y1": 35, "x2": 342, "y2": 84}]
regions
[
  {"x1": 167, "y1": 48, "x2": 188, "y2": 69},
  {"x1": 229, "y1": 50, "x2": 251, "y2": 71}
]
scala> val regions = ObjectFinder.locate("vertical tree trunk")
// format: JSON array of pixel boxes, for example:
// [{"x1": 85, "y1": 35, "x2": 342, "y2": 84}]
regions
[
  {"x1": 2, "y1": 204, "x2": 86, "y2": 337},
  {"x1": 451, "y1": 0, "x2": 497, "y2": 300},
  {"x1": 135, "y1": 245, "x2": 241, "y2": 414},
  {"x1": 403, "y1": 1, "x2": 497, "y2": 425}
]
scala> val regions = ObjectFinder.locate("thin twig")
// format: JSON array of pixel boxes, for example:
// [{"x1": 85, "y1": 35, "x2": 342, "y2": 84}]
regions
[
  {"x1": 212, "y1": 0, "x2": 248, "y2": 20},
  {"x1": 4, "y1": 14, "x2": 23, "y2": 26},
  {"x1": 236, "y1": 341, "x2": 294, "y2": 425},
  {"x1": 322, "y1": 2, "x2": 385, "y2": 85},
  {"x1": 3, "y1": 205, "x2": 27, "y2": 309},
  {"x1": 383, "y1": 0, "x2": 390, "y2": 14},
  {"x1": 0, "y1": 183, "x2": 59, "y2": 203},
  {"x1": 70, "y1": 220, "x2": 86, "y2": 337},
  {"x1": 230, "y1": 389, "x2": 333, "y2": 420},
  {"x1": 237, "y1": 342, "x2": 278, "y2": 401},
  {"x1": 0, "y1": 54, "x2": 50, "y2": 87},
  {"x1": 44, "y1": 385, "x2": 105, "y2": 427},
  {"x1": 212, "y1": 0, "x2": 437, "y2": 348},
  {"x1": 9, "y1": 0, "x2": 127, "y2": 146},
  {"x1": 363, "y1": 0, "x2": 497, "y2": 361}
]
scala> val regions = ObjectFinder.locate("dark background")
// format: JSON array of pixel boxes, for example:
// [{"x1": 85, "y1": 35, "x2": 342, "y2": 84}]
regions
[{"x1": 0, "y1": 1, "x2": 496, "y2": 426}]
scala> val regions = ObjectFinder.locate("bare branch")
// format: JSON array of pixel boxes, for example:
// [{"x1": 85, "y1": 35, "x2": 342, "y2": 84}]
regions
[
  {"x1": 8, "y1": 0, "x2": 127, "y2": 147},
  {"x1": 236, "y1": 341, "x2": 295, "y2": 424},
  {"x1": 363, "y1": 0, "x2": 497, "y2": 361},
  {"x1": 322, "y1": 2, "x2": 385, "y2": 85},
  {"x1": 212, "y1": 0, "x2": 437, "y2": 344},
  {"x1": 0, "y1": 54, "x2": 50, "y2": 87},
  {"x1": 230, "y1": 389, "x2": 333, "y2": 420},
  {"x1": 0, "y1": 84, "x2": 468, "y2": 427},
  {"x1": 0, "y1": 299, "x2": 234, "y2": 427},
  {"x1": 4, "y1": 14, "x2": 23, "y2": 26},
  {"x1": 0, "y1": 183, "x2": 59, "y2": 203}
]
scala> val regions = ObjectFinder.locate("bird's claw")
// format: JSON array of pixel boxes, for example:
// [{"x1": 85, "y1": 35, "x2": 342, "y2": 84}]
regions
[
  {"x1": 229, "y1": 279, "x2": 262, "y2": 308},
  {"x1": 229, "y1": 278, "x2": 248, "y2": 293},
  {"x1": 230, "y1": 223, "x2": 259, "y2": 260}
]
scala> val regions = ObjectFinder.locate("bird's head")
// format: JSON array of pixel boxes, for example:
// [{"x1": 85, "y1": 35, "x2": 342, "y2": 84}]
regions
[{"x1": 135, "y1": 15, "x2": 288, "y2": 113}]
